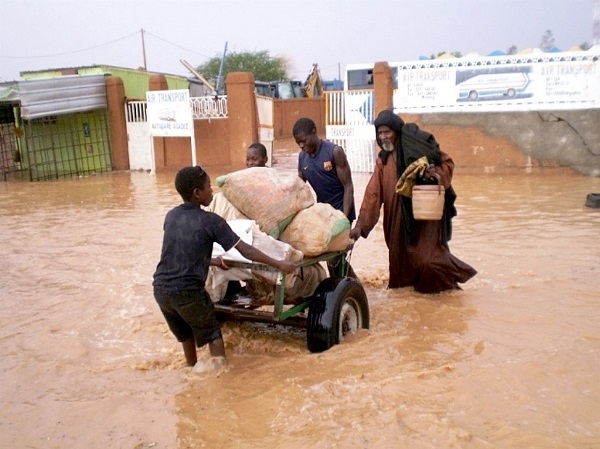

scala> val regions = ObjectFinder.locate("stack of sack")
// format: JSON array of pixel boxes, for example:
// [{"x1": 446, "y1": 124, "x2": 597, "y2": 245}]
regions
[{"x1": 204, "y1": 167, "x2": 353, "y2": 303}]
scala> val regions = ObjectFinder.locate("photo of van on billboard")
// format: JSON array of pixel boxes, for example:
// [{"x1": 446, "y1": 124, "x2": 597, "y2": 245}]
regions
[{"x1": 456, "y1": 66, "x2": 533, "y2": 102}]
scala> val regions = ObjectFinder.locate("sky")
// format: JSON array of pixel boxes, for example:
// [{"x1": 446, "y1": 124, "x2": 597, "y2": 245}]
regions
[{"x1": 0, "y1": 0, "x2": 595, "y2": 83}]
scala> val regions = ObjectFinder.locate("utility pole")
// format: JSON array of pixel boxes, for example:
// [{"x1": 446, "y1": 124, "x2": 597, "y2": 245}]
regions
[
  {"x1": 215, "y1": 41, "x2": 228, "y2": 94},
  {"x1": 594, "y1": 0, "x2": 600, "y2": 45},
  {"x1": 141, "y1": 28, "x2": 148, "y2": 70}
]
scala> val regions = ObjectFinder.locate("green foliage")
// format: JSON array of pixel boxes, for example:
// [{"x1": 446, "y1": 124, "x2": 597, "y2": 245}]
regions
[
  {"x1": 507, "y1": 45, "x2": 518, "y2": 55},
  {"x1": 195, "y1": 50, "x2": 289, "y2": 91}
]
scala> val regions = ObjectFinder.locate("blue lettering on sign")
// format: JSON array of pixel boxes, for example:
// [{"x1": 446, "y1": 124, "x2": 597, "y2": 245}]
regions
[
  {"x1": 152, "y1": 123, "x2": 172, "y2": 130},
  {"x1": 157, "y1": 91, "x2": 187, "y2": 102}
]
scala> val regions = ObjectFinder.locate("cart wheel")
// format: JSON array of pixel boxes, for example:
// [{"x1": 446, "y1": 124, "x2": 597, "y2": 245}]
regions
[{"x1": 307, "y1": 277, "x2": 369, "y2": 353}]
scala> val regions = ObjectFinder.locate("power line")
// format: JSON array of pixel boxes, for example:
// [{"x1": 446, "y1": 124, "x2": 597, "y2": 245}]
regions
[
  {"x1": 143, "y1": 30, "x2": 212, "y2": 59},
  {"x1": 0, "y1": 29, "x2": 212, "y2": 61},
  {"x1": 0, "y1": 31, "x2": 139, "y2": 59}
]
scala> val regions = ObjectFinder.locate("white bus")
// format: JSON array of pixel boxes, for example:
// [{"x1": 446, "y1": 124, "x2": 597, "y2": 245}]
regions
[{"x1": 456, "y1": 66, "x2": 533, "y2": 101}]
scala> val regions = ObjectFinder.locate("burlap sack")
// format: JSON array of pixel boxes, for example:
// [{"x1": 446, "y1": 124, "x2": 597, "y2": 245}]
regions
[
  {"x1": 204, "y1": 192, "x2": 248, "y2": 221},
  {"x1": 249, "y1": 225, "x2": 325, "y2": 304},
  {"x1": 279, "y1": 203, "x2": 353, "y2": 256},
  {"x1": 216, "y1": 167, "x2": 314, "y2": 238}
]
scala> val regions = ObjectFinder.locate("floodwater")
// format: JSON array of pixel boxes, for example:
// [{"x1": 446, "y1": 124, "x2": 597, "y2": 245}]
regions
[{"x1": 1, "y1": 160, "x2": 599, "y2": 449}]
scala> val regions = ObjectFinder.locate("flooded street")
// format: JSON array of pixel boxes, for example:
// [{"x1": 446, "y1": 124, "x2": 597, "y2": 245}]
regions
[{"x1": 1, "y1": 162, "x2": 599, "y2": 449}]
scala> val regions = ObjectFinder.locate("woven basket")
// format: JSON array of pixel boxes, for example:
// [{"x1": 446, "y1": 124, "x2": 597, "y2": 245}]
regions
[{"x1": 412, "y1": 185, "x2": 445, "y2": 220}]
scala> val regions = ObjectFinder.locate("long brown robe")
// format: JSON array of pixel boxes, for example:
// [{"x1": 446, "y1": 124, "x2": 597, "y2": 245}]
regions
[{"x1": 355, "y1": 150, "x2": 476, "y2": 293}]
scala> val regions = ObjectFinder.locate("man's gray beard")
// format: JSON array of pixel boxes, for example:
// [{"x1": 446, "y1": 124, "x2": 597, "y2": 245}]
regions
[{"x1": 382, "y1": 141, "x2": 395, "y2": 152}]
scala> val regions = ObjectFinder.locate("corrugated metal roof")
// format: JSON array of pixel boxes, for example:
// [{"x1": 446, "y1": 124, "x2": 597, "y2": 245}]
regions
[
  {"x1": 0, "y1": 82, "x2": 19, "y2": 102},
  {"x1": 19, "y1": 75, "x2": 107, "y2": 119}
]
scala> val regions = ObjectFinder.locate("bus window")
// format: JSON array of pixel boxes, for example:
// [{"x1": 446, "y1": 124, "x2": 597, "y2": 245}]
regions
[
  {"x1": 347, "y1": 68, "x2": 373, "y2": 90},
  {"x1": 345, "y1": 64, "x2": 399, "y2": 90}
]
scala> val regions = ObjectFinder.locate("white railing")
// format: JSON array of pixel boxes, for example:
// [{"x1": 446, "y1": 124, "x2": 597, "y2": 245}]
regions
[
  {"x1": 125, "y1": 96, "x2": 228, "y2": 122},
  {"x1": 190, "y1": 96, "x2": 228, "y2": 119},
  {"x1": 125, "y1": 101, "x2": 147, "y2": 123}
]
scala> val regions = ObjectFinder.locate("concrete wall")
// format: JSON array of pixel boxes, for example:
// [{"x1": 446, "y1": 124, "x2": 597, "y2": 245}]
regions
[
  {"x1": 105, "y1": 65, "x2": 599, "y2": 177},
  {"x1": 105, "y1": 71, "x2": 326, "y2": 174},
  {"x1": 273, "y1": 97, "x2": 326, "y2": 139},
  {"x1": 373, "y1": 61, "x2": 600, "y2": 177}
]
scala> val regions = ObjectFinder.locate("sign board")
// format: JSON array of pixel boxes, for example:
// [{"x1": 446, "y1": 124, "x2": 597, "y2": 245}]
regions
[{"x1": 146, "y1": 89, "x2": 193, "y2": 137}]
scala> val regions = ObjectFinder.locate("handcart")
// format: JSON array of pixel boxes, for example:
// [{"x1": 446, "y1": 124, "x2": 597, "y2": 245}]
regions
[{"x1": 214, "y1": 250, "x2": 369, "y2": 353}]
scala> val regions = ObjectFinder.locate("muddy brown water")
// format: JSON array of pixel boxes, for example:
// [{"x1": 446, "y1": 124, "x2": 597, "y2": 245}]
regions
[{"x1": 1, "y1": 159, "x2": 599, "y2": 449}]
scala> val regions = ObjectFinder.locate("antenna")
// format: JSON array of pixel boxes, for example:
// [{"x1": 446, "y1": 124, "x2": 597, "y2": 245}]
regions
[
  {"x1": 215, "y1": 42, "x2": 228, "y2": 94},
  {"x1": 141, "y1": 28, "x2": 147, "y2": 70},
  {"x1": 594, "y1": 0, "x2": 600, "y2": 45}
]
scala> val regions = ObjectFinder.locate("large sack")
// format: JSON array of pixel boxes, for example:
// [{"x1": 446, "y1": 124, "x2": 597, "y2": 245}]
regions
[
  {"x1": 204, "y1": 192, "x2": 248, "y2": 221},
  {"x1": 279, "y1": 203, "x2": 353, "y2": 256},
  {"x1": 284, "y1": 263, "x2": 327, "y2": 303},
  {"x1": 248, "y1": 224, "x2": 325, "y2": 305},
  {"x1": 250, "y1": 224, "x2": 304, "y2": 288},
  {"x1": 216, "y1": 167, "x2": 314, "y2": 238}
]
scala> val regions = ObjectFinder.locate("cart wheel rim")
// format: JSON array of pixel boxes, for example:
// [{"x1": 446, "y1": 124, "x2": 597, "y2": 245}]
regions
[{"x1": 338, "y1": 299, "x2": 360, "y2": 341}]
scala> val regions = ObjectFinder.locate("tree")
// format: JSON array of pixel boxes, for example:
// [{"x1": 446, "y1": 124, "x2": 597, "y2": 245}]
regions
[
  {"x1": 580, "y1": 42, "x2": 590, "y2": 51},
  {"x1": 195, "y1": 50, "x2": 289, "y2": 92},
  {"x1": 540, "y1": 29, "x2": 555, "y2": 52},
  {"x1": 507, "y1": 45, "x2": 518, "y2": 55}
]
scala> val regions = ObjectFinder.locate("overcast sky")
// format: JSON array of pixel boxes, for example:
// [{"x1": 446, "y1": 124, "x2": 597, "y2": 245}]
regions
[{"x1": 0, "y1": 0, "x2": 595, "y2": 83}]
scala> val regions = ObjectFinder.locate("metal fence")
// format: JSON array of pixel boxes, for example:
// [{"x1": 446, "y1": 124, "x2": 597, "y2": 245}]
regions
[{"x1": 325, "y1": 89, "x2": 376, "y2": 173}]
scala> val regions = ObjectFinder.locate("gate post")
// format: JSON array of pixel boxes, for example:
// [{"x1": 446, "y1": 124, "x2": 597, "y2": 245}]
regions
[
  {"x1": 105, "y1": 76, "x2": 130, "y2": 170},
  {"x1": 225, "y1": 72, "x2": 259, "y2": 170},
  {"x1": 148, "y1": 74, "x2": 170, "y2": 170},
  {"x1": 373, "y1": 61, "x2": 394, "y2": 117}
]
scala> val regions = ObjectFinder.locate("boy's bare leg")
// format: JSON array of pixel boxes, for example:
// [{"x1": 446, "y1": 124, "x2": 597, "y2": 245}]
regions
[
  {"x1": 208, "y1": 337, "x2": 226, "y2": 358},
  {"x1": 182, "y1": 339, "x2": 197, "y2": 366}
]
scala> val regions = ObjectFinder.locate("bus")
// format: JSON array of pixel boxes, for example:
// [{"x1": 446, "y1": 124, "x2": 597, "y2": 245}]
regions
[{"x1": 456, "y1": 66, "x2": 533, "y2": 101}]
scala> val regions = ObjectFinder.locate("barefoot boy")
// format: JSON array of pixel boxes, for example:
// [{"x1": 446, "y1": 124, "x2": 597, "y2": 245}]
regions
[{"x1": 153, "y1": 165, "x2": 295, "y2": 367}]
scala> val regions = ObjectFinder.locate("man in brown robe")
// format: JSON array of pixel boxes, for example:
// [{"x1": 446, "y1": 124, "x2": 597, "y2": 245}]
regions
[{"x1": 349, "y1": 110, "x2": 476, "y2": 293}]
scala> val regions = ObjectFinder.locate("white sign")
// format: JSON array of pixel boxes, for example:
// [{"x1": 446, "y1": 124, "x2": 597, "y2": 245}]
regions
[
  {"x1": 391, "y1": 54, "x2": 600, "y2": 113},
  {"x1": 326, "y1": 125, "x2": 373, "y2": 140},
  {"x1": 146, "y1": 89, "x2": 193, "y2": 137}
]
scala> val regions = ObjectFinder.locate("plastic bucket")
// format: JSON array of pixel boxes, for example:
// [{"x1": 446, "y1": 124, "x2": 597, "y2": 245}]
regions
[{"x1": 412, "y1": 185, "x2": 445, "y2": 220}]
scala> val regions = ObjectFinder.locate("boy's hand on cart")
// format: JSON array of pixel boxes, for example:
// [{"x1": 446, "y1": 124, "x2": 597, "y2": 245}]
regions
[
  {"x1": 212, "y1": 256, "x2": 230, "y2": 270},
  {"x1": 276, "y1": 260, "x2": 296, "y2": 274}
]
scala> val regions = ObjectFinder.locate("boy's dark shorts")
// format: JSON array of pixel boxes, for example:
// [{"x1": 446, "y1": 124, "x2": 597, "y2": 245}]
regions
[{"x1": 154, "y1": 287, "x2": 222, "y2": 347}]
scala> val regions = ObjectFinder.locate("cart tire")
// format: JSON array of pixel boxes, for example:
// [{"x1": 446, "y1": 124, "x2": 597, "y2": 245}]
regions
[{"x1": 306, "y1": 277, "x2": 369, "y2": 353}]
